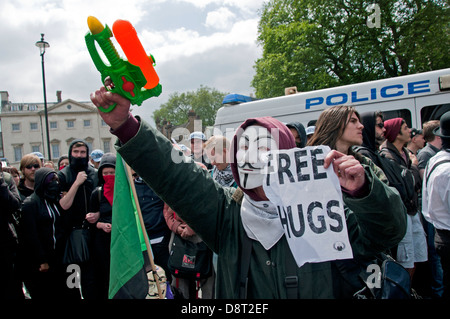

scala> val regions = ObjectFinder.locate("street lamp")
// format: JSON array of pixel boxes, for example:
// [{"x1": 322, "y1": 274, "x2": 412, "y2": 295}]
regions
[{"x1": 35, "y1": 33, "x2": 51, "y2": 161}]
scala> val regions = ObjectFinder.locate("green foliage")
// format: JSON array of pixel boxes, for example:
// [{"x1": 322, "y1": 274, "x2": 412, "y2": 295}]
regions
[
  {"x1": 153, "y1": 86, "x2": 228, "y2": 127},
  {"x1": 252, "y1": 0, "x2": 450, "y2": 99}
]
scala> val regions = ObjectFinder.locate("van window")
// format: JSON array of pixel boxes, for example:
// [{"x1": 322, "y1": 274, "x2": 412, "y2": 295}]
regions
[
  {"x1": 420, "y1": 103, "x2": 450, "y2": 126},
  {"x1": 382, "y1": 109, "x2": 412, "y2": 128}
]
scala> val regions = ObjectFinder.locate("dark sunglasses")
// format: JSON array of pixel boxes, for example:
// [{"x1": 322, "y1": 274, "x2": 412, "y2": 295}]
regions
[
  {"x1": 26, "y1": 164, "x2": 40, "y2": 169},
  {"x1": 376, "y1": 122, "x2": 384, "y2": 129}
]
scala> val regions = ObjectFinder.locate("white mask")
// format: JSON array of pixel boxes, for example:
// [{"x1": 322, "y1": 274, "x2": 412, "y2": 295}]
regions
[{"x1": 236, "y1": 125, "x2": 278, "y2": 189}]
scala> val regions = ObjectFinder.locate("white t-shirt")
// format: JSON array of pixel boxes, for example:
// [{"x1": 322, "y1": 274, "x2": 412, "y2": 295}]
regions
[{"x1": 422, "y1": 150, "x2": 450, "y2": 231}]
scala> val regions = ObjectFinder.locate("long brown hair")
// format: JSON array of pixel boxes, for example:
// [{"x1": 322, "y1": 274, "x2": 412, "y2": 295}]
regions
[{"x1": 307, "y1": 105, "x2": 360, "y2": 153}]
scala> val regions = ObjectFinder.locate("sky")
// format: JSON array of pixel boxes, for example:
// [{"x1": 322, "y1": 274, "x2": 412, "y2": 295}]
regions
[{"x1": 0, "y1": 0, "x2": 265, "y2": 125}]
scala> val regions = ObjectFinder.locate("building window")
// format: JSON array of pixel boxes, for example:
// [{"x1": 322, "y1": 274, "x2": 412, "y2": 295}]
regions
[
  {"x1": 101, "y1": 119, "x2": 107, "y2": 126},
  {"x1": 50, "y1": 121, "x2": 58, "y2": 129},
  {"x1": 31, "y1": 145, "x2": 40, "y2": 153},
  {"x1": 84, "y1": 119, "x2": 91, "y2": 127},
  {"x1": 84, "y1": 137, "x2": 94, "y2": 153},
  {"x1": 103, "y1": 139, "x2": 111, "y2": 153},
  {"x1": 12, "y1": 123, "x2": 21, "y2": 132},
  {"x1": 13, "y1": 145, "x2": 23, "y2": 162},
  {"x1": 67, "y1": 120, "x2": 75, "y2": 129},
  {"x1": 52, "y1": 143, "x2": 60, "y2": 159},
  {"x1": 30, "y1": 122, "x2": 38, "y2": 131}
]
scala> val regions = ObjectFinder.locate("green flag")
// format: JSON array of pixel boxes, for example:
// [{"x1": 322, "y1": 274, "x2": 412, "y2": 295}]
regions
[{"x1": 109, "y1": 153, "x2": 148, "y2": 299}]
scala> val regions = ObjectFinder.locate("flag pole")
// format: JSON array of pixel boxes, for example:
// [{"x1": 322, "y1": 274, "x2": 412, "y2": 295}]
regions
[{"x1": 124, "y1": 161, "x2": 163, "y2": 299}]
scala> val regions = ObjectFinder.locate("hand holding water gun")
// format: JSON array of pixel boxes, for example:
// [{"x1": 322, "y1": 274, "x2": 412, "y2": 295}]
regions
[{"x1": 85, "y1": 16, "x2": 162, "y2": 112}]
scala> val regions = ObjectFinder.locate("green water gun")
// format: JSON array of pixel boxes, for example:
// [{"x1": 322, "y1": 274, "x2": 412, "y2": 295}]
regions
[{"x1": 85, "y1": 16, "x2": 162, "y2": 112}]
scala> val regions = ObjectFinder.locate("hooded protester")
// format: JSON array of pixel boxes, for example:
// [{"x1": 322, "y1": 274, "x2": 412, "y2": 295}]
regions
[
  {"x1": 86, "y1": 153, "x2": 116, "y2": 299},
  {"x1": 232, "y1": 117, "x2": 295, "y2": 194},
  {"x1": 353, "y1": 111, "x2": 387, "y2": 168},
  {"x1": 90, "y1": 84, "x2": 407, "y2": 299},
  {"x1": 57, "y1": 139, "x2": 98, "y2": 299},
  {"x1": 58, "y1": 139, "x2": 98, "y2": 229},
  {"x1": 286, "y1": 121, "x2": 307, "y2": 148},
  {"x1": 20, "y1": 168, "x2": 73, "y2": 299},
  {"x1": 361, "y1": 112, "x2": 385, "y2": 151}
]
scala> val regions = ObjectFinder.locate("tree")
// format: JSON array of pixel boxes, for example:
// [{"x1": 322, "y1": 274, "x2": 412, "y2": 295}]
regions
[
  {"x1": 153, "y1": 86, "x2": 228, "y2": 127},
  {"x1": 252, "y1": 0, "x2": 450, "y2": 99}
]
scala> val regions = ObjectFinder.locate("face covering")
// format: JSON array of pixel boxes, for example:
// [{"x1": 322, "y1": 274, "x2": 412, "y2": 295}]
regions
[
  {"x1": 44, "y1": 175, "x2": 61, "y2": 202},
  {"x1": 70, "y1": 156, "x2": 88, "y2": 172},
  {"x1": 236, "y1": 125, "x2": 278, "y2": 190},
  {"x1": 103, "y1": 174, "x2": 115, "y2": 206},
  {"x1": 231, "y1": 117, "x2": 296, "y2": 201}
]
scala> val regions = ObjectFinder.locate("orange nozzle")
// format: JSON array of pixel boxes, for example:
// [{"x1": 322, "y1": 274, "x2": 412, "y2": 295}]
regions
[{"x1": 112, "y1": 19, "x2": 159, "y2": 90}]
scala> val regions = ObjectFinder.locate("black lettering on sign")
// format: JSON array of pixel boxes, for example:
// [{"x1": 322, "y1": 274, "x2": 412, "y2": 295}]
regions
[
  {"x1": 277, "y1": 153, "x2": 295, "y2": 185},
  {"x1": 278, "y1": 200, "x2": 344, "y2": 238},
  {"x1": 327, "y1": 200, "x2": 343, "y2": 232},
  {"x1": 311, "y1": 148, "x2": 327, "y2": 180},
  {"x1": 289, "y1": 204, "x2": 306, "y2": 238},
  {"x1": 307, "y1": 201, "x2": 327, "y2": 234},
  {"x1": 294, "y1": 150, "x2": 310, "y2": 182},
  {"x1": 277, "y1": 206, "x2": 290, "y2": 238},
  {"x1": 266, "y1": 153, "x2": 274, "y2": 186}
]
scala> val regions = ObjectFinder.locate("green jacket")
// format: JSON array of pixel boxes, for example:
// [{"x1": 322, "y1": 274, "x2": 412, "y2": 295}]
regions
[{"x1": 117, "y1": 119, "x2": 407, "y2": 299}]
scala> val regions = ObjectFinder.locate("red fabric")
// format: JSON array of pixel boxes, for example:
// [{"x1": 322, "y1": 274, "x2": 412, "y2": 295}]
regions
[
  {"x1": 384, "y1": 117, "x2": 403, "y2": 143},
  {"x1": 103, "y1": 175, "x2": 115, "y2": 206}
]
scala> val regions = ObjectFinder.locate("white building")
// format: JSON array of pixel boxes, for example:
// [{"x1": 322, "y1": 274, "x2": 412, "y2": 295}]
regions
[{"x1": 0, "y1": 91, "x2": 115, "y2": 168}]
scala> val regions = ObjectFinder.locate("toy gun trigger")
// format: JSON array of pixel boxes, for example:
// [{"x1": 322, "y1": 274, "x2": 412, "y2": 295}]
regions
[
  {"x1": 96, "y1": 76, "x2": 118, "y2": 113},
  {"x1": 98, "y1": 102, "x2": 117, "y2": 113}
]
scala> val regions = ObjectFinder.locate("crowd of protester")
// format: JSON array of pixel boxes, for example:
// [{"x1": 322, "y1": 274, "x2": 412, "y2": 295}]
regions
[{"x1": 1, "y1": 102, "x2": 449, "y2": 299}]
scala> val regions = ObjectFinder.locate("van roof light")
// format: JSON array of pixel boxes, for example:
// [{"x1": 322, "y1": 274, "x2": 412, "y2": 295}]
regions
[{"x1": 222, "y1": 94, "x2": 257, "y2": 105}]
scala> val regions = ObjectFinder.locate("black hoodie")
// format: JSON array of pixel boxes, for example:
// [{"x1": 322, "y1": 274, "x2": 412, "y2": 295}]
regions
[
  {"x1": 286, "y1": 121, "x2": 307, "y2": 148},
  {"x1": 57, "y1": 139, "x2": 98, "y2": 229},
  {"x1": 354, "y1": 111, "x2": 380, "y2": 165},
  {"x1": 20, "y1": 168, "x2": 64, "y2": 267}
]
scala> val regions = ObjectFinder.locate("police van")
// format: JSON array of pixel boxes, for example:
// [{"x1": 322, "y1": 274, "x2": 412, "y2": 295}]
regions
[{"x1": 214, "y1": 68, "x2": 450, "y2": 135}]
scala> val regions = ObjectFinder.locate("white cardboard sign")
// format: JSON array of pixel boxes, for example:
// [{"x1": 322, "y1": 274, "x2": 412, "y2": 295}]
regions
[{"x1": 263, "y1": 146, "x2": 353, "y2": 267}]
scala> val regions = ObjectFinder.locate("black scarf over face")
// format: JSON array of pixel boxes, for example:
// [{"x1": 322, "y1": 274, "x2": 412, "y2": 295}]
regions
[
  {"x1": 44, "y1": 178, "x2": 60, "y2": 202},
  {"x1": 70, "y1": 156, "x2": 89, "y2": 172},
  {"x1": 68, "y1": 139, "x2": 89, "y2": 172},
  {"x1": 35, "y1": 168, "x2": 61, "y2": 202}
]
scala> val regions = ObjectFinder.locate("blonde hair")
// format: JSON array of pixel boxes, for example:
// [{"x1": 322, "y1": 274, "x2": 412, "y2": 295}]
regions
[
  {"x1": 204, "y1": 136, "x2": 230, "y2": 155},
  {"x1": 422, "y1": 120, "x2": 440, "y2": 142}
]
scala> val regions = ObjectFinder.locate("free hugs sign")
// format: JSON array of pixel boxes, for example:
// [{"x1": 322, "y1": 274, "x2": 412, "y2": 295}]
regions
[{"x1": 263, "y1": 145, "x2": 353, "y2": 267}]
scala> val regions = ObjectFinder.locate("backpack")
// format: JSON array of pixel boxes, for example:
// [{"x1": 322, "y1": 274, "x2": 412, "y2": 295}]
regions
[
  {"x1": 354, "y1": 253, "x2": 412, "y2": 299},
  {"x1": 167, "y1": 233, "x2": 213, "y2": 280},
  {"x1": 355, "y1": 146, "x2": 416, "y2": 212}
]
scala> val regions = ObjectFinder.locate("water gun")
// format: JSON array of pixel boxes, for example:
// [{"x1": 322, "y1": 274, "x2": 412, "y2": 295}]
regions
[{"x1": 85, "y1": 16, "x2": 162, "y2": 112}]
